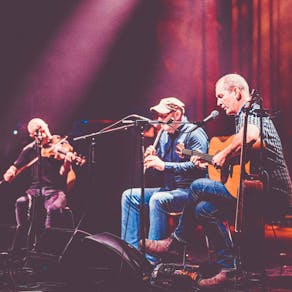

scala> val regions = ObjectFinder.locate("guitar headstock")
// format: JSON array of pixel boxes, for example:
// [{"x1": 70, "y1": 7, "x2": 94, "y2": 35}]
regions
[
  {"x1": 250, "y1": 89, "x2": 262, "y2": 104},
  {"x1": 243, "y1": 89, "x2": 262, "y2": 112}
]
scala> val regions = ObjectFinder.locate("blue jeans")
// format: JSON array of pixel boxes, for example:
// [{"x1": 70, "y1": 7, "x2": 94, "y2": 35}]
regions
[
  {"x1": 174, "y1": 178, "x2": 237, "y2": 270},
  {"x1": 121, "y1": 187, "x2": 189, "y2": 263}
]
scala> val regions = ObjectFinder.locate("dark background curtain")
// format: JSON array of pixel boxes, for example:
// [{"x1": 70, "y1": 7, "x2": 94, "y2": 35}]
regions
[{"x1": 0, "y1": 0, "x2": 291, "y2": 234}]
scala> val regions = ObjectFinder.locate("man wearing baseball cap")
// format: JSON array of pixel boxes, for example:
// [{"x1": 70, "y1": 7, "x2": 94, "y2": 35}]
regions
[
  {"x1": 121, "y1": 96, "x2": 209, "y2": 264},
  {"x1": 150, "y1": 97, "x2": 185, "y2": 115}
]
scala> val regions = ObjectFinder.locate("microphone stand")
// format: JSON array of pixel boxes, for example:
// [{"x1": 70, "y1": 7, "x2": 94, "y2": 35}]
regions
[
  {"x1": 73, "y1": 123, "x2": 136, "y2": 231},
  {"x1": 58, "y1": 122, "x2": 137, "y2": 264},
  {"x1": 138, "y1": 122, "x2": 147, "y2": 255},
  {"x1": 25, "y1": 135, "x2": 43, "y2": 260},
  {"x1": 73, "y1": 118, "x2": 154, "y2": 257},
  {"x1": 134, "y1": 120, "x2": 151, "y2": 256}
]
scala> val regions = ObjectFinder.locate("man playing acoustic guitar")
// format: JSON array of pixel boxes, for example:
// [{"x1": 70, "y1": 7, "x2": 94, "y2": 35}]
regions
[
  {"x1": 2, "y1": 118, "x2": 81, "y2": 249},
  {"x1": 143, "y1": 74, "x2": 292, "y2": 288}
]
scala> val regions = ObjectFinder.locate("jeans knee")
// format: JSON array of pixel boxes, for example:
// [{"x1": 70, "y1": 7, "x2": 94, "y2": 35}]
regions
[
  {"x1": 121, "y1": 189, "x2": 131, "y2": 206},
  {"x1": 121, "y1": 189, "x2": 142, "y2": 211},
  {"x1": 149, "y1": 197, "x2": 159, "y2": 210},
  {"x1": 149, "y1": 192, "x2": 166, "y2": 210},
  {"x1": 190, "y1": 178, "x2": 205, "y2": 192},
  {"x1": 190, "y1": 180, "x2": 205, "y2": 201}
]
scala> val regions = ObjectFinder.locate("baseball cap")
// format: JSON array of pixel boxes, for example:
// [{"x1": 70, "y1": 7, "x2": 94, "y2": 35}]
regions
[{"x1": 150, "y1": 97, "x2": 185, "y2": 114}]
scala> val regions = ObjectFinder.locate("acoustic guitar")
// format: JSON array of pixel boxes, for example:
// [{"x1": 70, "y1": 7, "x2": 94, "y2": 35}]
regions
[{"x1": 176, "y1": 135, "x2": 260, "y2": 198}]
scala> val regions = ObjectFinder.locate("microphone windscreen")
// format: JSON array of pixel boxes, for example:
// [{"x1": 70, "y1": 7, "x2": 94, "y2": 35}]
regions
[{"x1": 211, "y1": 110, "x2": 219, "y2": 119}]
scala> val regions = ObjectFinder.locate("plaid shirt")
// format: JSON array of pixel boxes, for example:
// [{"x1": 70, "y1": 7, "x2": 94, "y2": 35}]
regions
[{"x1": 235, "y1": 102, "x2": 292, "y2": 209}]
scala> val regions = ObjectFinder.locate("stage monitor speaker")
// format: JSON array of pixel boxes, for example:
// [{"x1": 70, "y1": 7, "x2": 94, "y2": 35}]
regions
[
  {"x1": 79, "y1": 232, "x2": 153, "y2": 292},
  {"x1": 33, "y1": 227, "x2": 90, "y2": 258},
  {"x1": 28, "y1": 227, "x2": 91, "y2": 282},
  {"x1": 28, "y1": 230, "x2": 153, "y2": 291}
]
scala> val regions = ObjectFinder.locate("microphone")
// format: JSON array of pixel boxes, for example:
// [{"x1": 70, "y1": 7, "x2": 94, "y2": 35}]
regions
[
  {"x1": 121, "y1": 114, "x2": 151, "y2": 124},
  {"x1": 34, "y1": 128, "x2": 39, "y2": 137},
  {"x1": 122, "y1": 115, "x2": 174, "y2": 126},
  {"x1": 147, "y1": 118, "x2": 174, "y2": 126},
  {"x1": 199, "y1": 110, "x2": 219, "y2": 125},
  {"x1": 34, "y1": 128, "x2": 43, "y2": 145},
  {"x1": 130, "y1": 114, "x2": 151, "y2": 121},
  {"x1": 34, "y1": 128, "x2": 42, "y2": 140}
]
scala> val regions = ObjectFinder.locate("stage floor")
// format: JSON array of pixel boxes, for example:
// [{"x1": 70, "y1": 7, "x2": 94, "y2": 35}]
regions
[
  {"x1": 1, "y1": 251, "x2": 291, "y2": 291},
  {"x1": 1, "y1": 261, "x2": 291, "y2": 291},
  {"x1": 0, "y1": 223, "x2": 291, "y2": 291}
]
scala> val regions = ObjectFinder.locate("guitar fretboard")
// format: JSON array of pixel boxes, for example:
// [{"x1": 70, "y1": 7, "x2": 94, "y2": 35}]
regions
[{"x1": 181, "y1": 149, "x2": 213, "y2": 164}]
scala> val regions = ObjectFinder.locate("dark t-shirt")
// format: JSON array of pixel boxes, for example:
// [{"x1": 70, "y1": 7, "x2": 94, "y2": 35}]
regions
[{"x1": 13, "y1": 140, "x2": 66, "y2": 191}]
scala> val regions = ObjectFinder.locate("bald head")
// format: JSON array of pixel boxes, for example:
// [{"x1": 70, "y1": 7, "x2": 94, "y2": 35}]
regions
[
  {"x1": 27, "y1": 118, "x2": 52, "y2": 141},
  {"x1": 215, "y1": 74, "x2": 252, "y2": 115},
  {"x1": 216, "y1": 74, "x2": 250, "y2": 100}
]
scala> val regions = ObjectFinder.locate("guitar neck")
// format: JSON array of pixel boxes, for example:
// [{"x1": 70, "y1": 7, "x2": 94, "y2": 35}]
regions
[{"x1": 181, "y1": 149, "x2": 213, "y2": 164}]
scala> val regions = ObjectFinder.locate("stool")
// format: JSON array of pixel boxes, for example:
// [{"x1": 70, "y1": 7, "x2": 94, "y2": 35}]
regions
[
  {"x1": 58, "y1": 207, "x2": 75, "y2": 228},
  {"x1": 167, "y1": 212, "x2": 188, "y2": 265},
  {"x1": 204, "y1": 221, "x2": 233, "y2": 263},
  {"x1": 168, "y1": 213, "x2": 234, "y2": 265}
]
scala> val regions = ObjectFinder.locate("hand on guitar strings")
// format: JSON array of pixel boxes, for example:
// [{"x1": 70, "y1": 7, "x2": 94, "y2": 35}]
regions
[{"x1": 190, "y1": 155, "x2": 208, "y2": 169}]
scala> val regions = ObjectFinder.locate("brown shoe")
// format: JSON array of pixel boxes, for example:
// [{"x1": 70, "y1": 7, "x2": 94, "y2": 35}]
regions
[
  {"x1": 141, "y1": 237, "x2": 173, "y2": 254},
  {"x1": 198, "y1": 270, "x2": 228, "y2": 288},
  {"x1": 140, "y1": 236, "x2": 186, "y2": 257}
]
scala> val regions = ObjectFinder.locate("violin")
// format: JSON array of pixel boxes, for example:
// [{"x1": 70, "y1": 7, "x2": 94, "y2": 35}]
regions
[{"x1": 41, "y1": 135, "x2": 86, "y2": 166}]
